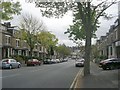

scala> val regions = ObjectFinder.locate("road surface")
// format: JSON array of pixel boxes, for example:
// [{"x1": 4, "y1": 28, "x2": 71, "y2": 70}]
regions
[{"x1": 2, "y1": 60, "x2": 82, "y2": 88}]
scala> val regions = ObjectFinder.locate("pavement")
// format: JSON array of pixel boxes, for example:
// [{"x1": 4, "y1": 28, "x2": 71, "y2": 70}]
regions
[{"x1": 73, "y1": 62, "x2": 120, "y2": 89}]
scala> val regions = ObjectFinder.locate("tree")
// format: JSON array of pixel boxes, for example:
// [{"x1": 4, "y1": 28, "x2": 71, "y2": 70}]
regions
[
  {"x1": 91, "y1": 45, "x2": 99, "y2": 59},
  {"x1": 0, "y1": 1, "x2": 21, "y2": 20},
  {"x1": 19, "y1": 14, "x2": 43, "y2": 58},
  {"x1": 56, "y1": 44, "x2": 71, "y2": 59},
  {"x1": 65, "y1": 1, "x2": 116, "y2": 75},
  {"x1": 33, "y1": 0, "x2": 116, "y2": 76},
  {"x1": 37, "y1": 31, "x2": 58, "y2": 57}
]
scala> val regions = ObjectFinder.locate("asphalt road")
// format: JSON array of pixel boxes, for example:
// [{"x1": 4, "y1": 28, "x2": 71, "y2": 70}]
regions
[{"x1": 2, "y1": 60, "x2": 82, "y2": 88}]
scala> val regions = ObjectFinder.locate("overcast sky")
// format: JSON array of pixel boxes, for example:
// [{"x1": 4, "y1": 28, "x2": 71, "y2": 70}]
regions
[{"x1": 10, "y1": 0, "x2": 119, "y2": 47}]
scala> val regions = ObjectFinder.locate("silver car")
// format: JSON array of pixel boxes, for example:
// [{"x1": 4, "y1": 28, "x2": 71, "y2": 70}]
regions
[
  {"x1": 75, "y1": 59, "x2": 85, "y2": 67},
  {"x1": 1, "y1": 59, "x2": 21, "y2": 69}
]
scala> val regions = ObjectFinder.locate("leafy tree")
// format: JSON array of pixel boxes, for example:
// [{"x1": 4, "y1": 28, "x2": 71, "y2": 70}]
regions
[
  {"x1": 33, "y1": 1, "x2": 116, "y2": 76},
  {"x1": 37, "y1": 31, "x2": 58, "y2": 56},
  {"x1": 91, "y1": 45, "x2": 99, "y2": 59},
  {"x1": 0, "y1": 1, "x2": 21, "y2": 20},
  {"x1": 56, "y1": 44, "x2": 71, "y2": 59},
  {"x1": 19, "y1": 14, "x2": 43, "y2": 58},
  {"x1": 64, "y1": 1, "x2": 116, "y2": 75}
]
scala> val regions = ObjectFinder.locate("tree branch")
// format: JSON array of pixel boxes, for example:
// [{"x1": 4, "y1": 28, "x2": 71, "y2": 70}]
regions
[
  {"x1": 93, "y1": 1, "x2": 116, "y2": 27},
  {"x1": 92, "y1": 1, "x2": 105, "y2": 16}
]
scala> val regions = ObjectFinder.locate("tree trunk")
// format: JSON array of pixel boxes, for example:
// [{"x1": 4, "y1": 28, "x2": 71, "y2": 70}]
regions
[
  {"x1": 84, "y1": 28, "x2": 92, "y2": 76},
  {"x1": 30, "y1": 48, "x2": 33, "y2": 59},
  {"x1": 84, "y1": 38, "x2": 91, "y2": 76},
  {"x1": 83, "y1": 2, "x2": 92, "y2": 76}
]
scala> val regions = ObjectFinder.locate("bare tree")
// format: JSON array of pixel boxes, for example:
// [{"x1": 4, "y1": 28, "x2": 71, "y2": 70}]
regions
[{"x1": 19, "y1": 13, "x2": 43, "y2": 58}]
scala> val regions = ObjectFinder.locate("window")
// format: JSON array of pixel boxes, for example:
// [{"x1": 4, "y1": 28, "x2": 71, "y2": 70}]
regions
[
  {"x1": 35, "y1": 45, "x2": 37, "y2": 49},
  {"x1": 26, "y1": 51, "x2": 28, "y2": 56},
  {"x1": 13, "y1": 60, "x2": 16, "y2": 62},
  {"x1": 40, "y1": 46, "x2": 42, "y2": 51},
  {"x1": 110, "y1": 46, "x2": 112, "y2": 55},
  {"x1": 16, "y1": 39, "x2": 20, "y2": 47},
  {"x1": 8, "y1": 37, "x2": 10, "y2": 43},
  {"x1": 11, "y1": 59, "x2": 16, "y2": 62},
  {"x1": 5, "y1": 35, "x2": 11, "y2": 44},
  {"x1": 18, "y1": 50, "x2": 21, "y2": 55}
]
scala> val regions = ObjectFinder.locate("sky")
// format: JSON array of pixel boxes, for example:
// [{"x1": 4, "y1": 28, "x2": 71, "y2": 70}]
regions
[{"x1": 10, "y1": 0, "x2": 119, "y2": 47}]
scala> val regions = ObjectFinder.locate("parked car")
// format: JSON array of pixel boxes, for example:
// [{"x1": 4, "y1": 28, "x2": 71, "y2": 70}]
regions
[
  {"x1": 55, "y1": 59, "x2": 60, "y2": 63},
  {"x1": 63, "y1": 58, "x2": 68, "y2": 62},
  {"x1": 99, "y1": 58, "x2": 120, "y2": 70},
  {"x1": 51, "y1": 59, "x2": 57, "y2": 64},
  {"x1": 75, "y1": 58, "x2": 84, "y2": 67},
  {"x1": 1, "y1": 59, "x2": 21, "y2": 69},
  {"x1": 26, "y1": 59, "x2": 41, "y2": 66},
  {"x1": 43, "y1": 59, "x2": 52, "y2": 64}
]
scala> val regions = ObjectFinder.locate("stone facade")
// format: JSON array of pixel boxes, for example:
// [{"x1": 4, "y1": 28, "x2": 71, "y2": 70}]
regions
[
  {"x1": 96, "y1": 18, "x2": 120, "y2": 58},
  {"x1": 0, "y1": 22, "x2": 48, "y2": 60}
]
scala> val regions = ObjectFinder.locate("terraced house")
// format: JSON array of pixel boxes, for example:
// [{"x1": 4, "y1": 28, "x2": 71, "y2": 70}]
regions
[
  {"x1": 96, "y1": 19, "x2": 120, "y2": 58},
  {"x1": 0, "y1": 22, "x2": 13, "y2": 59},
  {"x1": 0, "y1": 22, "x2": 48, "y2": 60}
]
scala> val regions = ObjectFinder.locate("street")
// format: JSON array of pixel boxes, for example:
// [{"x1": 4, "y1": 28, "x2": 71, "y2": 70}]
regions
[
  {"x1": 2, "y1": 60, "x2": 81, "y2": 88},
  {"x1": 1, "y1": 60, "x2": 119, "y2": 89}
]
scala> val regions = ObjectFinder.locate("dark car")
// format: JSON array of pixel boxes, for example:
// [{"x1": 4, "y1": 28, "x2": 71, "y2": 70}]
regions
[
  {"x1": 43, "y1": 59, "x2": 52, "y2": 64},
  {"x1": 99, "y1": 58, "x2": 120, "y2": 70},
  {"x1": 26, "y1": 59, "x2": 41, "y2": 66}
]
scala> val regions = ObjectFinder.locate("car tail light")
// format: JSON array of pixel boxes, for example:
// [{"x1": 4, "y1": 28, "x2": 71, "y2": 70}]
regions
[{"x1": 6, "y1": 60, "x2": 9, "y2": 64}]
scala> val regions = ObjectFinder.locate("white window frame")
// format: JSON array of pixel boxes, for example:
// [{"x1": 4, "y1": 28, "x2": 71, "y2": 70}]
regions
[
  {"x1": 18, "y1": 50, "x2": 21, "y2": 55},
  {"x1": 26, "y1": 50, "x2": 28, "y2": 56},
  {"x1": 16, "y1": 39, "x2": 20, "y2": 47},
  {"x1": 5, "y1": 35, "x2": 11, "y2": 44}
]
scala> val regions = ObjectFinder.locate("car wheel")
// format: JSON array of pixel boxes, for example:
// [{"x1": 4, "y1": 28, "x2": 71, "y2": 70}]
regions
[
  {"x1": 18, "y1": 64, "x2": 21, "y2": 68},
  {"x1": 9, "y1": 65, "x2": 12, "y2": 69},
  {"x1": 109, "y1": 65, "x2": 114, "y2": 70},
  {"x1": 103, "y1": 67, "x2": 106, "y2": 70}
]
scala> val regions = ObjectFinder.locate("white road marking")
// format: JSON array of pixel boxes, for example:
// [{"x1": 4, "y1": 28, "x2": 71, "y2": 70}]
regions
[
  {"x1": 69, "y1": 68, "x2": 83, "y2": 89},
  {"x1": 0, "y1": 74, "x2": 21, "y2": 79}
]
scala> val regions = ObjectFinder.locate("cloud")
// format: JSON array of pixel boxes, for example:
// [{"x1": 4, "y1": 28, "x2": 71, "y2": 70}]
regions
[
  {"x1": 11, "y1": 1, "x2": 118, "y2": 46},
  {"x1": 42, "y1": 11, "x2": 75, "y2": 46}
]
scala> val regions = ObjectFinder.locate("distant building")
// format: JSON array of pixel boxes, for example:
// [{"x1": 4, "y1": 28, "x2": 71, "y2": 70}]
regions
[{"x1": 70, "y1": 46, "x2": 84, "y2": 59}]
